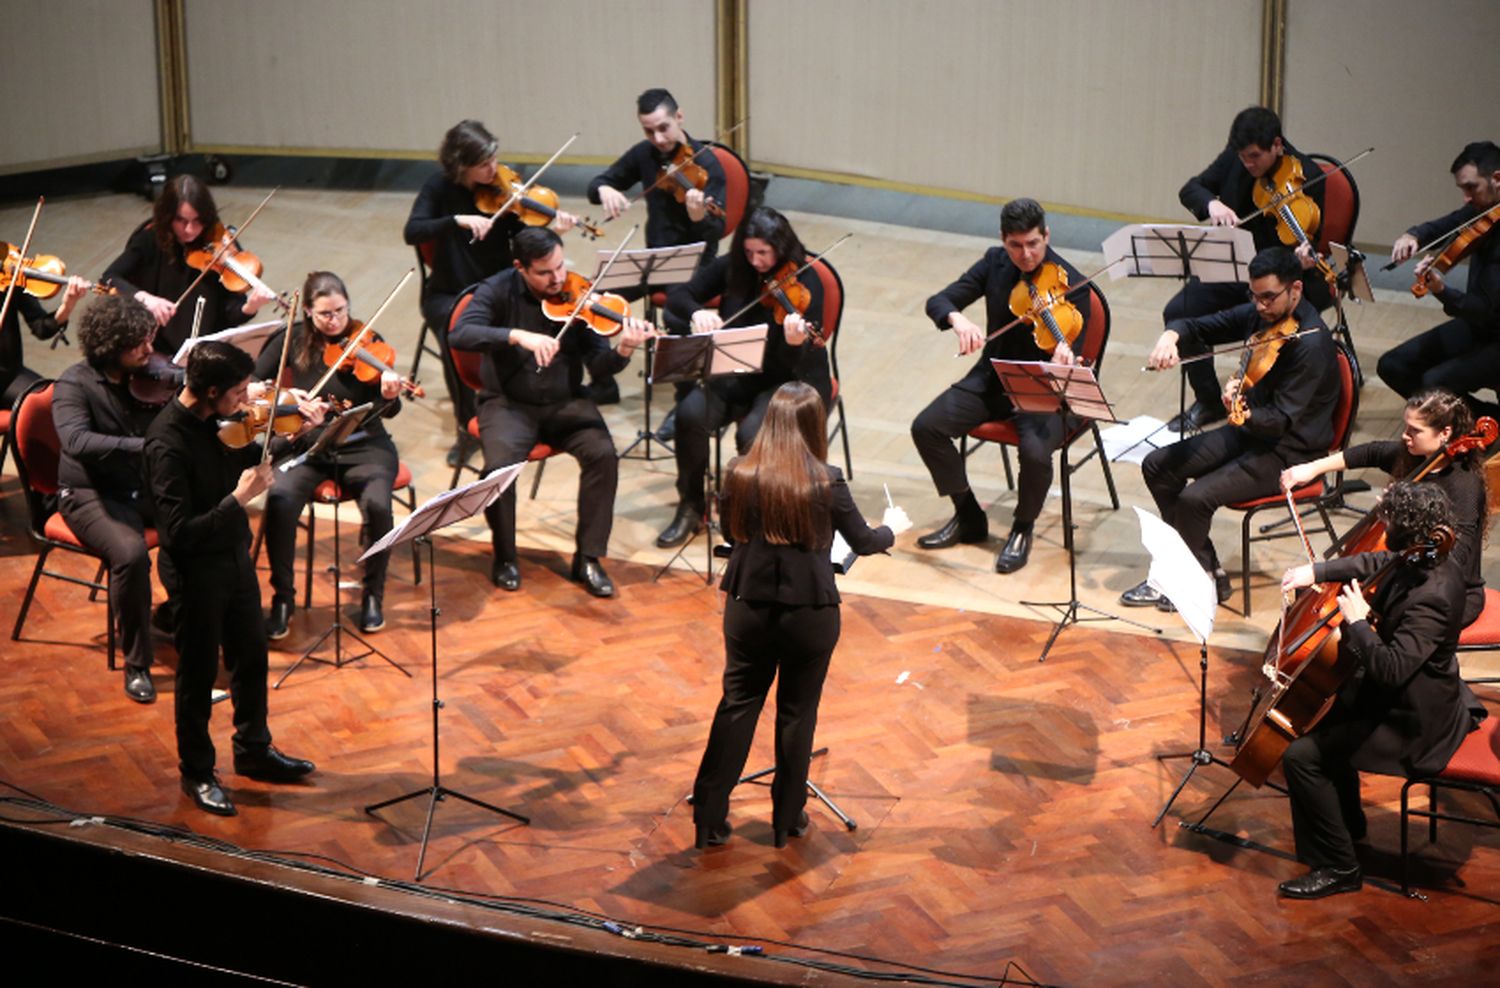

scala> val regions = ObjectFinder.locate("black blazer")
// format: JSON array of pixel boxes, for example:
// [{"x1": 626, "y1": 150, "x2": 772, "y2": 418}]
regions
[{"x1": 719, "y1": 464, "x2": 893, "y2": 606}]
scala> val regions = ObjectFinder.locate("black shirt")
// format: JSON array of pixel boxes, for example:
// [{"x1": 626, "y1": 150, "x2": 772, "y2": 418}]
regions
[
  {"x1": 402, "y1": 172, "x2": 525, "y2": 300},
  {"x1": 53, "y1": 360, "x2": 160, "y2": 497},
  {"x1": 587, "y1": 136, "x2": 727, "y2": 259},
  {"x1": 447, "y1": 268, "x2": 630, "y2": 406},
  {"x1": 1405, "y1": 204, "x2": 1500, "y2": 337},
  {"x1": 0, "y1": 293, "x2": 64, "y2": 394},
  {"x1": 102, "y1": 222, "x2": 254, "y2": 358},
  {"x1": 144, "y1": 397, "x2": 261, "y2": 563}
]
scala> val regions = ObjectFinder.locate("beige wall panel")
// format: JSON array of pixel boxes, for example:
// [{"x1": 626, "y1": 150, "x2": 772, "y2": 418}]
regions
[
  {"x1": 747, "y1": 0, "x2": 1262, "y2": 220},
  {"x1": 1284, "y1": 0, "x2": 1500, "y2": 246},
  {"x1": 183, "y1": 0, "x2": 715, "y2": 158},
  {"x1": 0, "y1": 0, "x2": 160, "y2": 173}
]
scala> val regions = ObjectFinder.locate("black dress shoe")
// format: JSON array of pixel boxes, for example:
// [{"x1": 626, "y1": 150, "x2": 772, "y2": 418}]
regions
[
  {"x1": 266, "y1": 599, "x2": 293, "y2": 641},
  {"x1": 571, "y1": 554, "x2": 615, "y2": 598},
  {"x1": 654, "y1": 407, "x2": 678, "y2": 443},
  {"x1": 1167, "y1": 400, "x2": 1228, "y2": 433},
  {"x1": 124, "y1": 667, "x2": 156, "y2": 704},
  {"x1": 587, "y1": 377, "x2": 621, "y2": 405},
  {"x1": 694, "y1": 821, "x2": 732, "y2": 849},
  {"x1": 916, "y1": 513, "x2": 989, "y2": 550},
  {"x1": 773, "y1": 810, "x2": 811, "y2": 849},
  {"x1": 359, "y1": 593, "x2": 385, "y2": 633},
  {"x1": 490, "y1": 559, "x2": 521, "y2": 591},
  {"x1": 233, "y1": 745, "x2": 315, "y2": 782},
  {"x1": 1120, "y1": 580, "x2": 1163, "y2": 607},
  {"x1": 182, "y1": 776, "x2": 237, "y2": 816},
  {"x1": 1278, "y1": 865, "x2": 1362, "y2": 899},
  {"x1": 995, "y1": 528, "x2": 1032, "y2": 574},
  {"x1": 656, "y1": 502, "x2": 703, "y2": 548}
]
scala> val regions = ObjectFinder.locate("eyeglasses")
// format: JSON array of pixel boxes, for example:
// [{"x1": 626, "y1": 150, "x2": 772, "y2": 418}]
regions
[
  {"x1": 310, "y1": 306, "x2": 348, "y2": 322},
  {"x1": 1247, "y1": 284, "x2": 1291, "y2": 307}
]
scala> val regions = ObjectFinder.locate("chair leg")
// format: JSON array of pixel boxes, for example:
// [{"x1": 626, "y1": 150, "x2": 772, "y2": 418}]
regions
[
  {"x1": 448, "y1": 429, "x2": 479, "y2": 490},
  {"x1": 409, "y1": 320, "x2": 430, "y2": 379},
  {"x1": 404, "y1": 483, "x2": 421, "y2": 585},
  {"x1": 12, "y1": 545, "x2": 51, "y2": 640},
  {"x1": 304, "y1": 504, "x2": 317, "y2": 610},
  {"x1": 88, "y1": 559, "x2": 106, "y2": 602},
  {"x1": 1242, "y1": 511, "x2": 1253, "y2": 618},
  {"x1": 1401, "y1": 779, "x2": 1413, "y2": 895},
  {"x1": 530, "y1": 458, "x2": 546, "y2": 500},
  {"x1": 1429, "y1": 783, "x2": 1439, "y2": 844},
  {"x1": 1092, "y1": 424, "x2": 1120, "y2": 510},
  {"x1": 105, "y1": 572, "x2": 116, "y2": 671}
]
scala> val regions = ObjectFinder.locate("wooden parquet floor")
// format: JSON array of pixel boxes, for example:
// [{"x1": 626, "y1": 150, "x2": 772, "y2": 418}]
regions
[{"x1": 2, "y1": 485, "x2": 1497, "y2": 986}]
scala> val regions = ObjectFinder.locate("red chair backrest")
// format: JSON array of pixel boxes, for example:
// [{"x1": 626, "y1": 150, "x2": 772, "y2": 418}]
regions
[
  {"x1": 1311, "y1": 155, "x2": 1359, "y2": 253},
  {"x1": 447, "y1": 291, "x2": 484, "y2": 392},
  {"x1": 709, "y1": 145, "x2": 751, "y2": 242},
  {"x1": 805, "y1": 257, "x2": 844, "y2": 347},
  {"x1": 1329, "y1": 344, "x2": 1358, "y2": 454},
  {"x1": 1078, "y1": 287, "x2": 1111, "y2": 370},
  {"x1": 12, "y1": 381, "x2": 60, "y2": 496},
  {"x1": 415, "y1": 241, "x2": 437, "y2": 299}
]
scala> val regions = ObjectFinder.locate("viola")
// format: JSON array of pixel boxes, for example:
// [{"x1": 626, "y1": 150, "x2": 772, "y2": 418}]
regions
[
  {"x1": 474, "y1": 165, "x2": 605, "y2": 240},
  {"x1": 650, "y1": 142, "x2": 724, "y2": 218},
  {"x1": 0, "y1": 242, "x2": 116, "y2": 301},
  {"x1": 217, "y1": 397, "x2": 304, "y2": 449},
  {"x1": 1413, "y1": 201, "x2": 1500, "y2": 298},
  {"x1": 129, "y1": 353, "x2": 185, "y2": 408},
  {"x1": 1227, "y1": 315, "x2": 1300, "y2": 426},
  {"x1": 540, "y1": 271, "x2": 633, "y2": 337},
  {"x1": 320, "y1": 320, "x2": 425, "y2": 397},
  {"x1": 183, "y1": 224, "x2": 291, "y2": 309},
  {"x1": 759, "y1": 261, "x2": 825, "y2": 344},
  {"x1": 1251, "y1": 155, "x2": 1337, "y2": 294},
  {"x1": 1007, "y1": 262, "x2": 1084, "y2": 355}
]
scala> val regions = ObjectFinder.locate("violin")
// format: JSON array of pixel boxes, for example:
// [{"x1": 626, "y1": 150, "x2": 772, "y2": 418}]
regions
[
  {"x1": 539, "y1": 271, "x2": 632, "y2": 337},
  {"x1": 1413, "y1": 201, "x2": 1500, "y2": 298},
  {"x1": 473, "y1": 165, "x2": 605, "y2": 240},
  {"x1": 128, "y1": 352, "x2": 185, "y2": 408},
  {"x1": 320, "y1": 320, "x2": 425, "y2": 397},
  {"x1": 650, "y1": 143, "x2": 723, "y2": 218},
  {"x1": 217, "y1": 397, "x2": 305, "y2": 449},
  {"x1": 183, "y1": 224, "x2": 291, "y2": 309},
  {"x1": 1007, "y1": 261, "x2": 1084, "y2": 355},
  {"x1": 1251, "y1": 155, "x2": 1337, "y2": 294},
  {"x1": 0, "y1": 242, "x2": 116, "y2": 301},
  {"x1": 1227, "y1": 315, "x2": 1300, "y2": 426},
  {"x1": 759, "y1": 261, "x2": 825, "y2": 344}
]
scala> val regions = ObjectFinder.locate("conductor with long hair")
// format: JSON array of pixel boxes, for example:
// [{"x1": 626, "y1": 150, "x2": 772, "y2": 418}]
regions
[{"x1": 691, "y1": 382, "x2": 909, "y2": 849}]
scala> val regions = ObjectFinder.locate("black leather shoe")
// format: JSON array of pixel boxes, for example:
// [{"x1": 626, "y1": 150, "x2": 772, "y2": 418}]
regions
[
  {"x1": 1156, "y1": 594, "x2": 1178, "y2": 613},
  {"x1": 654, "y1": 407, "x2": 678, "y2": 443},
  {"x1": 656, "y1": 502, "x2": 703, "y2": 548},
  {"x1": 1167, "y1": 400, "x2": 1228, "y2": 433},
  {"x1": 124, "y1": 667, "x2": 156, "y2": 704},
  {"x1": 266, "y1": 599, "x2": 293, "y2": 641},
  {"x1": 572, "y1": 554, "x2": 615, "y2": 598},
  {"x1": 445, "y1": 441, "x2": 465, "y2": 469},
  {"x1": 490, "y1": 559, "x2": 521, "y2": 591},
  {"x1": 1278, "y1": 865, "x2": 1362, "y2": 899},
  {"x1": 1120, "y1": 580, "x2": 1163, "y2": 607},
  {"x1": 182, "y1": 776, "x2": 236, "y2": 816},
  {"x1": 995, "y1": 528, "x2": 1032, "y2": 574},
  {"x1": 587, "y1": 377, "x2": 621, "y2": 405},
  {"x1": 359, "y1": 593, "x2": 385, "y2": 633},
  {"x1": 694, "y1": 821, "x2": 732, "y2": 849},
  {"x1": 233, "y1": 745, "x2": 315, "y2": 783},
  {"x1": 773, "y1": 810, "x2": 811, "y2": 849},
  {"x1": 916, "y1": 513, "x2": 989, "y2": 550}
]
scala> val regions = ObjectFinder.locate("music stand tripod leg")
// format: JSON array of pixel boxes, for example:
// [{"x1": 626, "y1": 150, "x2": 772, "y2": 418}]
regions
[{"x1": 684, "y1": 746, "x2": 857, "y2": 832}]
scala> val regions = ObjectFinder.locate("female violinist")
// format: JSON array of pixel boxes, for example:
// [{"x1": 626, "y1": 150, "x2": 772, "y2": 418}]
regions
[
  {"x1": 404, "y1": 120, "x2": 579, "y2": 460},
  {"x1": 253, "y1": 272, "x2": 403, "y2": 639},
  {"x1": 0, "y1": 264, "x2": 87, "y2": 408},
  {"x1": 1273, "y1": 482, "x2": 1486, "y2": 899},
  {"x1": 102, "y1": 175, "x2": 276, "y2": 358},
  {"x1": 1281, "y1": 389, "x2": 1490, "y2": 627},
  {"x1": 656, "y1": 207, "x2": 830, "y2": 549}
]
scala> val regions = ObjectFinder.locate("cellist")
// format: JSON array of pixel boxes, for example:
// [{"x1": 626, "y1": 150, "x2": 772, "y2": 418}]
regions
[{"x1": 1274, "y1": 482, "x2": 1486, "y2": 899}]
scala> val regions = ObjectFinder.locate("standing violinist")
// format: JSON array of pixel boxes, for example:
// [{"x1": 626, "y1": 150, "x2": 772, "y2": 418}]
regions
[
  {"x1": 255, "y1": 272, "x2": 403, "y2": 640},
  {"x1": 1273, "y1": 482, "x2": 1486, "y2": 899},
  {"x1": 53, "y1": 295, "x2": 179, "y2": 703},
  {"x1": 404, "y1": 120, "x2": 580, "y2": 463},
  {"x1": 909, "y1": 198, "x2": 1092, "y2": 574},
  {"x1": 1166, "y1": 107, "x2": 1331, "y2": 432},
  {"x1": 102, "y1": 174, "x2": 276, "y2": 359},
  {"x1": 1377, "y1": 141, "x2": 1500, "y2": 420},
  {"x1": 0, "y1": 274, "x2": 87, "y2": 410},
  {"x1": 655, "y1": 207, "x2": 829, "y2": 550},
  {"x1": 1281, "y1": 389, "x2": 1489, "y2": 628},
  {"x1": 587, "y1": 88, "x2": 728, "y2": 413},
  {"x1": 448, "y1": 227, "x2": 651, "y2": 597},
  {"x1": 1122, "y1": 246, "x2": 1338, "y2": 610}
]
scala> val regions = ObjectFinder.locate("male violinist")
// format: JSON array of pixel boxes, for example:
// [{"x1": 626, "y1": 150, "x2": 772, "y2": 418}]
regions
[
  {"x1": 586, "y1": 87, "x2": 728, "y2": 413},
  {"x1": 1166, "y1": 106, "x2": 1331, "y2": 432},
  {"x1": 1377, "y1": 140, "x2": 1500, "y2": 420},
  {"x1": 448, "y1": 227, "x2": 652, "y2": 597},
  {"x1": 1121, "y1": 246, "x2": 1338, "y2": 610},
  {"x1": 909, "y1": 197, "x2": 1093, "y2": 574}
]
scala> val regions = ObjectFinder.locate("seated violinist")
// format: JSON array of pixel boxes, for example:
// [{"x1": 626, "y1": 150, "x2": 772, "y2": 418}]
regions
[
  {"x1": 1, "y1": 270, "x2": 87, "y2": 410},
  {"x1": 910, "y1": 197, "x2": 1094, "y2": 574},
  {"x1": 1275, "y1": 482, "x2": 1487, "y2": 899},
  {"x1": 254, "y1": 272, "x2": 405, "y2": 640},
  {"x1": 1280, "y1": 388, "x2": 1489, "y2": 628},
  {"x1": 102, "y1": 175, "x2": 276, "y2": 358},
  {"x1": 655, "y1": 207, "x2": 830, "y2": 550},
  {"x1": 404, "y1": 120, "x2": 578, "y2": 463},
  {"x1": 449, "y1": 227, "x2": 651, "y2": 597},
  {"x1": 1122, "y1": 246, "x2": 1338, "y2": 611}
]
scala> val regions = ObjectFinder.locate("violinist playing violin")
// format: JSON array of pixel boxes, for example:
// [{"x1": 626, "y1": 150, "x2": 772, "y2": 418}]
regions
[
  {"x1": 0, "y1": 268, "x2": 87, "y2": 410},
  {"x1": 1123, "y1": 246, "x2": 1338, "y2": 611},
  {"x1": 1378, "y1": 141, "x2": 1500, "y2": 421},
  {"x1": 254, "y1": 272, "x2": 405, "y2": 640},
  {"x1": 1167, "y1": 107, "x2": 1333, "y2": 433},
  {"x1": 449, "y1": 227, "x2": 652, "y2": 598},
  {"x1": 910, "y1": 198, "x2": 1094, "y2": 575},
  {"x1": 404, "y1": 120, "x2": 580, "y2": 463},
  {"x1": 656, "y1": 207, "x2": 829, "y2": 550},
  {"x1": 1274, "y1": 482, "x2": 1486, "y2": 899},
  {"x1": 102, "y1": 175, "x2": 277, "y2": 359}
]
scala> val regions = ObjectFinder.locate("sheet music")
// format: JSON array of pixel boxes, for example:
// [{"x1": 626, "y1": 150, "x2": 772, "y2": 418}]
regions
[{"x1": 171, "y1": 319, "x2": 284, "y2": 366}]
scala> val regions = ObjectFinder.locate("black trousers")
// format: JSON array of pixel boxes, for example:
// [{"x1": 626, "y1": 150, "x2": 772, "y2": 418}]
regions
[
  {"x1": 910, "y1": 385, "x2": 1065, "y2": 525},
  {"x1": 1283, "y1": 716, "x2": 1370, "y2": 871},
  {"x1": 172, "y1": 547, "x2": 273, "y2": 782},
  {"x1": 1377, "y1": 317, "x2": 1500, "y2": 415},
  {"x1": 673, "y1": 379, "x2": 780, "y2": 509},
  {"x1": 1141, "y1": 426, "x2": 1284, "y2": 571},
  {"x1": 692, "y1": 597, "x2": 841, "y2": 833},
  {"x1": 263, "y1": 453, "x2": 397, "y2": 605},
  {"x1": 477, "y1": 395, "x2": 618, "y2": 560},
  {"x1": 1, "y1": 367, "x2": 41, "y2": 410},
  {"x1": 422, "y1": 292, "x2": 478, "y2": 436},
  {"x1": 1163, "y1": 279, "x2": 1249, "y2": 407},
  {"x1": 59, "y1": 488, "x2": 178, "y2": 673}
]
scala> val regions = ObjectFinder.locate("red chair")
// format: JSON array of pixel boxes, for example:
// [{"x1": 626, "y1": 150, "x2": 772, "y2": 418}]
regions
[
  {"x1": 1399, "y1": 715, "x2": 1500, "y2": 897},
  {"x1": 407, "y1": 240, "x2": 443, "y2": 380},
  {"x1": 803, "y1": 256, "x2": 852, "y2": 477},
  {"x1": 1227, "y1": 344, "x2": 1358, "y2": 616},
  {"x1": 1458, "y1": 588, "x2": 1500, "y2": 686},
  {"x1": 959, "y1": 286, "x2": 1121, "y2": 512},
  {"x1": 0, "y1": 404, "x2": 13, "y2": 478},
  {"x1": 1309, "y1": 154, "x2": 1361, "y2": 255},
  {"x1": 9, "y1": 380, "x2": 157, "y2": 671}
]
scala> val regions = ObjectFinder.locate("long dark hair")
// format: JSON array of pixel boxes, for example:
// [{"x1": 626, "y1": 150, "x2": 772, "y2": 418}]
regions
[
  {"x1": 725, "y1": 207, "x2": 805, "y2": 304},
  {"x1": 296, "y1": 271, "x2": 351, "y2": 372},
  {"x1": 152, "y1": 174, "x2": 219, "y2": 256},
  {"x1": 723, "y1": 382, "x2": 830, "y2": 549},
  {"x1": 439, "y1": 119, "x2": 498, "y2": 184}
]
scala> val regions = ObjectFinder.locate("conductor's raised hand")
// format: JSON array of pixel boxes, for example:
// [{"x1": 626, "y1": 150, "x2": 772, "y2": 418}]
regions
[{"x1": 882, "y1": 505, "x2": 912, "y2": 536}]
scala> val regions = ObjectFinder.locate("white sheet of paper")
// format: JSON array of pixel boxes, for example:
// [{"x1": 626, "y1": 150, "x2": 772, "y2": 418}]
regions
[
  {"x1": 1134, "y1": 506, "x2": 1215, "y2": 643},
  {"x1": 359, "y1": 462, "x2": 524, "y2": 561},
  {"x1": 171, "y1": 319, "x2": 284, "y2": 366},
  {"x1": 1099, "y1": 415, "x2": 1172, "y2": 465}
]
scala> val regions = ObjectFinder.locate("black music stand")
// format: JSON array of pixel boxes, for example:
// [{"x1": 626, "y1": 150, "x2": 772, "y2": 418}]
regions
[
  {"x1": 361, "y1": 462, "x2": 530, "y2": 882},
  {"x1": 991, "y1": 359, "x2": 1160, "y2": 661},
  {"x1": 649, "y1": 325, "x2": 768, "y2": 584},
  {"x1": 273, "y1": 403, "x2": 410, "y2": 689}
]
